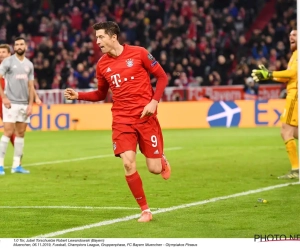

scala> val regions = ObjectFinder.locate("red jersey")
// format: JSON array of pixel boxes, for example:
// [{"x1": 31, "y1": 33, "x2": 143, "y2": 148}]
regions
[
  {"x1": 79, "y1": 44, "x2": 168, "y2": 124},
  {"x1": 0, "y1": 78, "x2": 4, "y2": 91}
]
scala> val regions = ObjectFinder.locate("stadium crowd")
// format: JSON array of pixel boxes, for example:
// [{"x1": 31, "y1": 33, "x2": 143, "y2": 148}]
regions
[{"x1": 0, "y1": 0, "x2": 296, "y2": 90}]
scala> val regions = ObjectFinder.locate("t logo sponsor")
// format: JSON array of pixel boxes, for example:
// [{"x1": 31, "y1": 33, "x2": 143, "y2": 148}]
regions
[{"x1": 111, "y1": 74, "x2": 121, "y2": 87}]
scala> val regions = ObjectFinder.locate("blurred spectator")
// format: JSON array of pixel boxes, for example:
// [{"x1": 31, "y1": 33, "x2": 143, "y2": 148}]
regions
[
  {"x1": 208, "y1": 71, "x2": 221, "y2": 86},
  {"x1": 73, "y1": 63, "x2": 95, "y2": 89},
  {"x1": 244, "y1": 77, "x2": 259, "y2": 100},
  {"x1": 212, "y1": 54, "x2": 234, "y2": 85}
]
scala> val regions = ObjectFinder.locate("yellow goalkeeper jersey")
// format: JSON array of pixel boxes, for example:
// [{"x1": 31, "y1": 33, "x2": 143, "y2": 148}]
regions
[{"x1": 273, "y1": 50, "x2": 297, "y2": 98}]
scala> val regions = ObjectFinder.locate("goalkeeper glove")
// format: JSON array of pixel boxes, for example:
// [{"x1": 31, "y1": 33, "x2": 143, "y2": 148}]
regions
[{"x1": 251, "y1": 65, "x2": 273, "y2": 82}]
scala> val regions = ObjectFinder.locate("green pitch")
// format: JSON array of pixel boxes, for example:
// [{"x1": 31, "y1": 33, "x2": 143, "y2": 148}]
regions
[{"x1": 0, "y1": 128, "x2": 299, "y2": 238}]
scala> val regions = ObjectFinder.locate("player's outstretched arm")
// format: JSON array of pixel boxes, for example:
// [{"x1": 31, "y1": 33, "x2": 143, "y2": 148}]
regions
[
  {"x1": 272, "y1": 69, "x2": 297, "y2": 79},
  {"x1": 67, "y1": 66, "x2": 110, "y2": 102},
  {"x1": 273, "y1": 77, "x2": 289, "y2": 83},
  {"x1": 64, "y1": 84, "x2": 109, "y2": 102},
  {"x1": 271, "y1": 54, "x2": 297, "y2": 79},
  {"x1": 77, "y1": 84, "x2": 109, "y2": 102},
  {"x1": 252, "y1": 64, "x2": 296, "y2": 82},
  {"x1": 64, "y1": 88, "x2": 79, "y2": 100}
]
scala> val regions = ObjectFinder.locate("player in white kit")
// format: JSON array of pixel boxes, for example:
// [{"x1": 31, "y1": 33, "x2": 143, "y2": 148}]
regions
[{"x1": 0, "y1": 37, "x2": 35, "y2": 174}]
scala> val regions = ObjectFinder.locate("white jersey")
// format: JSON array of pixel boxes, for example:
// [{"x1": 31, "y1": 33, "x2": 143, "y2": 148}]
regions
[{"x1": 0, "y1": 54, "x2": 34, "y2": 104}]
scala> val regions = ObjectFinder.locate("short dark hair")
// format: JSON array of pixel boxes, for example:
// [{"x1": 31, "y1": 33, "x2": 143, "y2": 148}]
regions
[
  {"x1": 14, "y1": 37, "x2": 26, "y2": 44},
  {"x1": 93, "y1": 21, "x2": 120, "y2": 39},
  {"x1": 0, "y1": 44, "x2": 11, "y2": 53}
]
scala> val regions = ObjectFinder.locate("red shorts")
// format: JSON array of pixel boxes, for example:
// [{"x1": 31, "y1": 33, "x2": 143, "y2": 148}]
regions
[{"x1": 112, "y1": 116, "x2": 164, "y2": 158}]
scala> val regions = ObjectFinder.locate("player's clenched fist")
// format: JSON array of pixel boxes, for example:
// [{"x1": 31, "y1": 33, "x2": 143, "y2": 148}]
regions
[
  {"x1": 140, "y1": 99, "x2": 158, "y2": 118},
  {"x1": 64, "y1": 88, "x2": 78, "y2": 100}
]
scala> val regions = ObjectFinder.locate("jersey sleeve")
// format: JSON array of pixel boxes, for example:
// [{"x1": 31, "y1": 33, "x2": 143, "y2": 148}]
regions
[
  {"x1": 273, "y1": 77, "x2": 288, "y2": 83},
  {"x1": 140, "y1": 48, "x2": 168, "y2": 101},
  {"x1": 28, "y1": 62, "x2": 34, "y2": 81},
  {"x1": 0, "y1": 57, "x2": 10, "y2": 77},
  {"x1": 140, "y1": 48, "x2": 160, "y2": 73},
  {"x1": 273, "y1": 69, "x2": 297, "y2": 78},
  {"x1": 273, "y1": 56, "x2": 297, "y2": 79},
  {"x1": 96, "y1": 67, "x2": 110, "y2": 94}
]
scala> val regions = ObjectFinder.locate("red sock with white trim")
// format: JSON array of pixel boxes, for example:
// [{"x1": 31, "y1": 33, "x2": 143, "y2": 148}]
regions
[{"x1": 125, "y1": 171, "x2": 149, "y2": 211}]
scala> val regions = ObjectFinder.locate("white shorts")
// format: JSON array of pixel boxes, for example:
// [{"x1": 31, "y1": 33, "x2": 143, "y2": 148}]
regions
[{"x1": 2, "y1": 103, "x2": 30, "y2": 123}]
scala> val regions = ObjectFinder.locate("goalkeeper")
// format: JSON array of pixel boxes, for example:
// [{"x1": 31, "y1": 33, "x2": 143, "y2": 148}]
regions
[{"x1": 252, "y1": 29, "x2": 299, "y2": 179}]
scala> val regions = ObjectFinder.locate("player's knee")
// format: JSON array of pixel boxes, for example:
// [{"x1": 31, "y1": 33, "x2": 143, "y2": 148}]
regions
[
  {"x1": 293, "y1": 129, "x2": 298, "y2": 139},
  {"x1": 15, "y1": 131, "x2": 25, "y2": 137},
  {"x1": 15, "y1": 127, "x2": 26, "y2": 137},
  {"x1": 3, "y1": 128, "x2": 14, "y2": 137},
  {"x1": 123, "y1": 160, "x2": 136, "y2": 173},
  {"x1": 3, "y1": 131, "x2": 13, "y2": 138},
  {"x1": 281, "y1": 124, "x2": 294, "y2": 140}
]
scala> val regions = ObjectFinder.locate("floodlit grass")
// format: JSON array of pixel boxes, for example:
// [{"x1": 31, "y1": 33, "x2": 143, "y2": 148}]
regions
[{"x1": 0, "y1": 128, "x2": 299, "y2": 238}]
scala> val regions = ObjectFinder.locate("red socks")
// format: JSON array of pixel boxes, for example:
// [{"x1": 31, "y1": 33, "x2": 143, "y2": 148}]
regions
[
  {"x1": 10, "y1": 134, "x2": 15, "y2": 146},
  {"x1": 125, "y1": 171, "x2": 149, "y2": 211}
]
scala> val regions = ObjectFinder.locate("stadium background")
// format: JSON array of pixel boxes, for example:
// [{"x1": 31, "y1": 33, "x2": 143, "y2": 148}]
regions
[{"x1": 0, "y1": 0, "x2": 296, "y2": 130}]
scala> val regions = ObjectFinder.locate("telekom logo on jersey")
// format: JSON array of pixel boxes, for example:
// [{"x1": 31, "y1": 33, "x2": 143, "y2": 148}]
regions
[{"x1": 111, "y1": 74, "x2": 135, "y2": 88}]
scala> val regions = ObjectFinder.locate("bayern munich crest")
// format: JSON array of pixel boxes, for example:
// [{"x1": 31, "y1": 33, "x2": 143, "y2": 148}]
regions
[{"x1": 126, "y1": 59, "x2": 134, "y2": 67}]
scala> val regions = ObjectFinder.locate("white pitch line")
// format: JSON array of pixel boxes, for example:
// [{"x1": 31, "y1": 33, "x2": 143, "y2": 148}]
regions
[
  {"x1": 23, "y1": 154, "x2": 112, "y2": 167},
  {"x1": 0, "y1": 206, "x2": 159, "y2": 210},
  {"x1": 5, "y1": 147, "x2": 182, "y2": 168},
  {"x1": 34, "y1": 182, "x2": 300, "y2": 238}
]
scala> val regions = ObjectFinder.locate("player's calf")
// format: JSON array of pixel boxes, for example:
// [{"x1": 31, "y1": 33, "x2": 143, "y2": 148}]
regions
[{"x1": 0, "y1": 135, "x2": 10, "y2": 169}]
